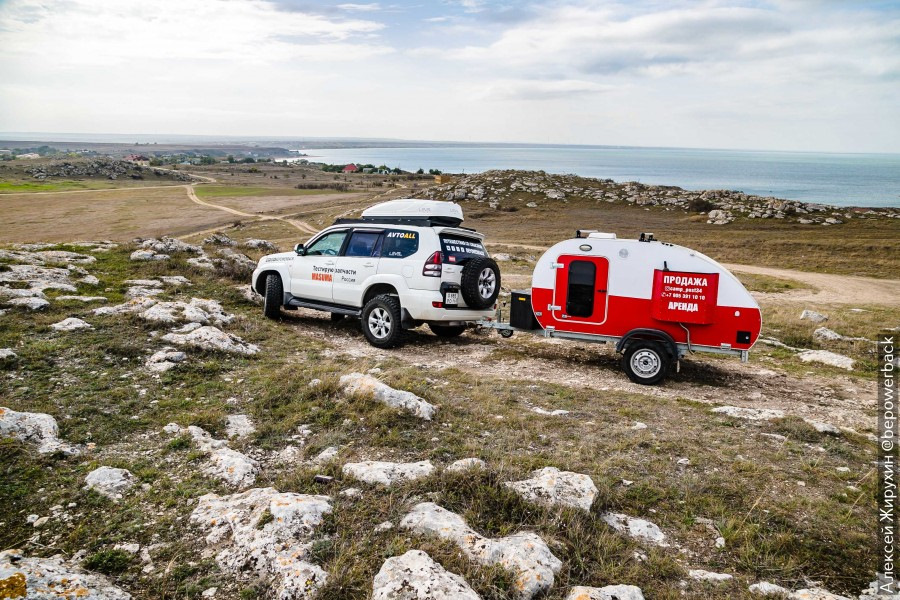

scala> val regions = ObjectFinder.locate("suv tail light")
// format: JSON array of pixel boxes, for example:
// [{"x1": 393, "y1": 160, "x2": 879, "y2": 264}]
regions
[{"x1": 423, "y1": 251, "x2": 443, "y2": 277}]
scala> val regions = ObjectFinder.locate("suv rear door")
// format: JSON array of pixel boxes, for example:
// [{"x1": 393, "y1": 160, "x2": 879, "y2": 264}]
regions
[{"x1": 332, "y1": 228, "x2": 383, "y2": 306}]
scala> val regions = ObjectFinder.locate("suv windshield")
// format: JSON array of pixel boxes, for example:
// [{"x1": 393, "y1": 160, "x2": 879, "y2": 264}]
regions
[{"x1": 440, "y1": 234, "x2": 487, "y2": 264}]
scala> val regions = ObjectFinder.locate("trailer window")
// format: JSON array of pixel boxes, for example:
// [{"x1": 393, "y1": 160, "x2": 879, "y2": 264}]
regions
[
  {"x1": 567, "y1": 260, "x2": 596, "y2": 317},
  {"x1": 440, "y1": 235, "x2": 487, "y2": 264}
]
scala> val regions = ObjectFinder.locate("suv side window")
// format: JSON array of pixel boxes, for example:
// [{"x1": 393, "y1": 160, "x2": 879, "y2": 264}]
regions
[
  {"x1": 305, "y1": 231, "x2": 347, "y2": 256},
  {"x1": 344, "y1": 231, "x2": 382, "y2": 257},
  {"x1": 381, "y1": 230, "x2": 419, "y2": 258}
]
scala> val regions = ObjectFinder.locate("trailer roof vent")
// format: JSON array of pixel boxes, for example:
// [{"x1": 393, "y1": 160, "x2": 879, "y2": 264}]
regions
[
  {"x1": 587, "y1": 232, "x2": 616, "y2": 239},
  {"x1": 639, "y1": 232, "x2": 656, "y2": 242},
  {"x1": 576, "y1": 229, "x2": 597, "y2": 238}
]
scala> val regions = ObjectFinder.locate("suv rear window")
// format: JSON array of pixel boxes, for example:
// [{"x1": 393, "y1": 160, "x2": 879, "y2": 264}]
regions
[
  {"x1": 440, "y1": 234, "x2": 487, "y2": 264},
  {"x1": 381, "y1": 230, "x2": 419, "y2": 259}
]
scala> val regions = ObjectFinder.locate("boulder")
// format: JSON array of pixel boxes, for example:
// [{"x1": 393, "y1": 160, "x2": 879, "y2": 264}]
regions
[
  {"x1": 162, "y1": 326, "x2": 259, "y2": 356},
  {"x1": 140, "y1": 237, "x2": 202, "y2": 254},
  {"x1": 204, "y1": 233, "x2": 236, "y2": 246},
  {"x1": 56, "y1": 295, "x2": 107, "y2": 303},
  {"x1": 340, "y1": 373, "x2": 436, "y2": 420},
  {"x1": 0, "y1": 549, "x2": 131, "y2": 599},
  {"x1": 813, "y1": 327, "x2": 843, "y2": 342},
  {"x1": 190, "y1": 487, "x2": 331, "y2": 600},
  {"x1": 130, "y1": 249, "x2": 169, "y2": 262},
  {"x1": 505, "y1": 467, "x2": 598, "y2": 512},
  {"x1": 342, "y1": 460, "x2": 434, "y2": 486},
  {"x1": 0, "y1": 348, "x2": 16, "y2": 359},
  {"x1": 564, "y1": 585, "x2": 645, "y2": 600},
  {"x1": 139, "y1": 298, "x2": 233, "y2": 325},
  {"x1": 93, "y1": 297, "x2": 158, "y2": 316},
  {"x1": 400, "y1": 502, "x2": 561, "y2": 599},
  {"x1": 50, "y1": 317, "x2": 92, "y2": 331},
  {"x1": 797, "y1": 350, "x2": 854, "y2": 370},
  {"x1": 84, "y1": 466, "x2": 135, "y2": 499},
  {"x1": 372, "y1": 550, "x2": 481, "y2": 600},
  {"x1": 0, "y1": 407, "x2": 80, "y2": 455},
  {"x1": 601, "y1": 512, "x2": 668, "y2": 547}
]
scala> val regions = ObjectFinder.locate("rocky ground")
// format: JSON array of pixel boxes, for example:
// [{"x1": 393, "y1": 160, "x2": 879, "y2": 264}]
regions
[
  {"x1": 420, "y1": 170, "x2": 900, "y2": 225},
  {"x1": 23, "y1": 159, "x2": 200, "y2": 182},
  {"x1": 0, "y1": 238, "x2": 884, "y2": 600}
]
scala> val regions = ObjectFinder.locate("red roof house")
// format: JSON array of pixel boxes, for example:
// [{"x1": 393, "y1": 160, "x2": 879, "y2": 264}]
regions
[{"x1": 341, "y1": 164, "x2": 359, "y2": 173}]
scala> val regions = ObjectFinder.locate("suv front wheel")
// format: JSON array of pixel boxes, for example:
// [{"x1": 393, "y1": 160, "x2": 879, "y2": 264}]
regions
[
  {"x1": 263, "y1": 273, "x2": 283, "y2": 319},
  {"x1": 361, "y1": 294, "x2": 405, "y2": 348}
]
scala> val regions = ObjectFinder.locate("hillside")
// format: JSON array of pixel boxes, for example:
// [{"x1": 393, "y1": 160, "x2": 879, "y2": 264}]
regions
[{"x1": 0, "y1": 236, "x2": 880, "y2": 600}]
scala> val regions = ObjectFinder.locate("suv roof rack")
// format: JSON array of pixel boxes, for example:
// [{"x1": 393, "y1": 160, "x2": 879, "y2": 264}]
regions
[{"x1": 333, "y1": 216, "x2": 471, "y2": 229}]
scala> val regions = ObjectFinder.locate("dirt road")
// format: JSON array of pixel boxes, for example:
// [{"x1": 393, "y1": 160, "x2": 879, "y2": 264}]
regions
[{"x1": 183, "y1": 185, "x2": 320, "y2": 235}]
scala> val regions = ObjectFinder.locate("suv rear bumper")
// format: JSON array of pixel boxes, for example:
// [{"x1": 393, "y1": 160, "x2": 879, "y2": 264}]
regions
[{"x1": 403, "y1": 288, "x2": 494, "y2": 322}]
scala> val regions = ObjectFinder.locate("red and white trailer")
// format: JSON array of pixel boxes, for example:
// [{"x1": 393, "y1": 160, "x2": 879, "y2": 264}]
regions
[{"x1": 481, "y1": 231, "x2": 762, "y2": 384}]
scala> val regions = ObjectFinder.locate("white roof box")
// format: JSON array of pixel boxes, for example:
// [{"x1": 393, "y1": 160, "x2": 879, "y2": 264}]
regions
[{"x1": 361, "y1": 199, "x2": 464, "y2": 226}]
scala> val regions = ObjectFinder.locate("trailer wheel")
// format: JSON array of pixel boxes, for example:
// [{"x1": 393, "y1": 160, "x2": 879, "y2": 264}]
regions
[
  {"x1": 361, "y1": 294, "x2": 405, "y2": 348},
  {"x1": 263, "y1": 273, "x2": 283, "y2": 320},
  {"x1": 622, "y1": 341, "x2": 670, "y2": 385},
  {"x1": 429, "y1": 323, "x2": 467, "y2": 338},
  {"x1": 460, "y1": 257, "x2": 501, "y2": 309},
  {"x1": 499, "y1": 329, "x2": 514, "y2": 338}
]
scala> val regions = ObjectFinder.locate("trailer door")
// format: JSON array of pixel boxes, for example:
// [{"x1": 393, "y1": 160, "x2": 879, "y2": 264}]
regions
[{"x1": 553, "y1": 255, "x2": 609, "y2": 324}]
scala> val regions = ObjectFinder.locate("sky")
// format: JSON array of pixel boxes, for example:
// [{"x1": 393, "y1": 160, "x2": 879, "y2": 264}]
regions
[{"x1": 0, "y1": 0, "x2": 898, "y2": 153}]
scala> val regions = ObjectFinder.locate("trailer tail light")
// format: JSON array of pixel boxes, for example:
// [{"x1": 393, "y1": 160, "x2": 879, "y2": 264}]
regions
[
  {"x1": 432, "y1": 301, "x2": 443, "y2": 308},
  {"x1": 423, "y1": 251, "x2": 443, "y2": 277}
]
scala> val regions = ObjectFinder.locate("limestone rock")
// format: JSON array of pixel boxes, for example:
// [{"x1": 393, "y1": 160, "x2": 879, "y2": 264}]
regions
[
  {"x1": 6, "y1": 297, "x2": 50, "y2": 310},
  {"x1": 139, "y1": 298, "x2": 233, "y2": 325},
  {"x1": 165, "y1": 425, "x2": 257, "y2": 487},
  {"x1": 162, "y1": 326, "x2": 259, "y2": 355},
  {"x1": 688, "y1": 569, "x2": 733, "y2": 583},
  {"x1": 400, "y1": 502, "x2": 561, "y2": 599},
  {"x1": 93, "y1": 296, "x2": 158, "y2": 316},
  {"x1": 0, "y1": 348, "x2": 17, "y2": 359},
  {"x1": 791, "y1": 589, "x2": 851, "y2": 600},
  {"x1": 226, "y1": 415, "x2": 255, "y2": 439},
  {"x1": 447, "y1": 458, "x2": 486, "y2": 473},
  {"x1": 505, "y1": 467, "x2": 598, "y2": 512},
  {"x1": 51, "y1": 317, "x2": 93, "y2": 331},
  {"x1": 749, "y1": 581, "x2": 791, "y2": 596},
  {"x1": 190, "y1": 487, "x2": 331, "y2": 600},
  {"x1": 372, "y1": 550, "x2": 481, "y2": 600},
  {"x1": 340, "y1": 373, "x2": 436, "y2": 420},
  {"x1": 244, "y1": 238, "x2": 278, "y2": 251},
  {"x1": 146, "y1": 348, "x2": 187, "y2": 373},
  {"x1": 84, "y1": 466, "x2": 135, "y2": 499},
  {"x1": 601, "y1": 512, "x2": 668, "y2": 546},
  {"x1": 812, "y1": 327, "x2": 842, "y2": 342},
  {"x1": 712, "y1": 406, "x2": 785, "y2": 421},
  {"x1": 0, "y1": 549, "x2": 131, "y2": 599},
  {"x1": 0, "y1": 407, "x2": 80, "y2": 455},
  {"x1": 140, "y1": 237, "x2": 202, "y2": 254},
  {"x1": 342, "y1": 460, "x2": 434, "y2": 486},
  {"x1": 130, "y1": 249, "x2": 169, "y2": 261},
  {"x1": 797, "y1": 350, "x2": 854, "y2": 370},
  {"x1": 204, "y1": 233, "x2": 236, "y2": 246},
  {"x1": 564, "y1": 585, "x2": 645, "y2": 600},
  {"x1": 56, "y1": 295, "x2": 107, "y2": 303},
  {"x1": 800, "y1": 310, "x2": 828, "y2": 323}
]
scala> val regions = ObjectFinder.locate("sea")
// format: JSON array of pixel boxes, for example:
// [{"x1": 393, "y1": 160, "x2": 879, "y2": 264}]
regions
[{"x1": 296, "y1": 146, "x2": 900, "y2": 208}]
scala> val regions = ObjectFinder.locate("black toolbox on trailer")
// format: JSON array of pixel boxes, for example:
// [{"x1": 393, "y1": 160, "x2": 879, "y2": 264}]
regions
[{"x1": 510, "y1": 290, "x2": 542, "y2": 330}]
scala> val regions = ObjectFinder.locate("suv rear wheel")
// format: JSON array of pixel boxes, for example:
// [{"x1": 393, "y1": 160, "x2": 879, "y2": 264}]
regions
[
  {"x1": 361, "y1": 294, "x2": 405, "y2": 348},
  {"x1": 429, "y1": 323, "x2": 466, "y2": 338},
  {"x1": 460, "y1": 257, "x2": 501, "y2": 309},
  {"x1": 263, "y1": 273, "x2": 283, "y2": 319}
]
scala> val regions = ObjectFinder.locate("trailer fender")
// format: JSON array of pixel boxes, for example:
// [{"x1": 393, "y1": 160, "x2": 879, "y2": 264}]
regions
[{"x1": 616, "y1": 328, "x2": 679, "y2": 360}]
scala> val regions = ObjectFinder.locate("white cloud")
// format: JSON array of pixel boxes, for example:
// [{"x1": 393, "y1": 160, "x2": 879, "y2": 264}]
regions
[{"x1": 336, "y1": 3, "x2": 382, "y2": 12}]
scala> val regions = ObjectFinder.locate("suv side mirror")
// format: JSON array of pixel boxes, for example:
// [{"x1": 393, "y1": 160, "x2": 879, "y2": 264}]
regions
[{"x1": 294, "y1": 243, "x2": 305, "y2": 255}]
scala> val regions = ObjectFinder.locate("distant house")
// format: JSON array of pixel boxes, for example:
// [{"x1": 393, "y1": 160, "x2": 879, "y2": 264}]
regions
[
  {"x1": 341, "y1": 164, "x2": 359, "y2": 173},
  {"x1": 124, "y1": 154, "x2": 150, "y2": 166},
  {"x1": 434, "y1": 174, "x2": 453, "y2": 184}
]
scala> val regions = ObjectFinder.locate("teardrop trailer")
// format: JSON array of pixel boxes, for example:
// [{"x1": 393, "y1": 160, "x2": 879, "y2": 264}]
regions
[{"x1": 479, "y1": 231, "x2": 762, "y2": 385}]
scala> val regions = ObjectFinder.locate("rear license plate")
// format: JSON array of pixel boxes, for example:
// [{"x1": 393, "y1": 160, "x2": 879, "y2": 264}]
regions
[{"x1": 444, "y1": 292, "x2": 459, "y2": 306}]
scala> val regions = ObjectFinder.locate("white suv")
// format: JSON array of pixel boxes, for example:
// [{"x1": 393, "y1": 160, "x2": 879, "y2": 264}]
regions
[{"x1": 250, "y1": 199, "x2": 501, "y2": 348}]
